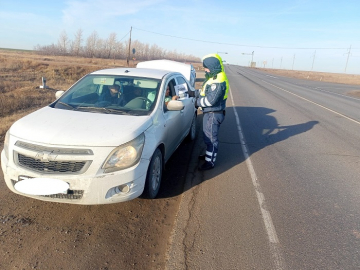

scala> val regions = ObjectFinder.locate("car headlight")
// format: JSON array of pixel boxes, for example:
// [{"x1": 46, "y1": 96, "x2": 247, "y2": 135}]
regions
[
  {"x1": 102, "y1": 133, "x2": 145, "y2": 173},
  {"x1": 3, "y1": 130, "x2": 10, "y2": 160}
]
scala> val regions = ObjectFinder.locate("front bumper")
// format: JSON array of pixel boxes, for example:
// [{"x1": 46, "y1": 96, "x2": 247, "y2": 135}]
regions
[{"x1": 1, "y1": 149, "x2": 149, "y2": 205}]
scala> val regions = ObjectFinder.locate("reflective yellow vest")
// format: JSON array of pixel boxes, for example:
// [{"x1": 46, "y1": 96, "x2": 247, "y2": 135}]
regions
[{"x1": 200, "y1": 53, "x2": 229, "y2": 100}]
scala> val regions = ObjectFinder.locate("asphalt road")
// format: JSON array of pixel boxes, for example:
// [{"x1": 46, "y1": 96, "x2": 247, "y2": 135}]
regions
[
  {"x1": 2, "y1": 66, "x2": 360, "y2": 269},
  {"x1": 167, "y1": 66, "x2": 360, "y2": 270}
]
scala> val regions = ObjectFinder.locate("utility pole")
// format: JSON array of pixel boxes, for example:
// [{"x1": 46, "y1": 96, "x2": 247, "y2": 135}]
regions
[
  {"x1": 127, "y1": 26, "x2": 132, "y2": 67},
  {"x1": 242, "y1": 51, "x2": 255, "y2": 67},
  {"x1": 311, "y1": 50, "x2": 316, "y2": 71},
  {"x1": 292, "y1": 54, "x2": 296, "y2": 70},
  {"x1": 345, "y1": 45, "x2": 351, "y2": 73}
]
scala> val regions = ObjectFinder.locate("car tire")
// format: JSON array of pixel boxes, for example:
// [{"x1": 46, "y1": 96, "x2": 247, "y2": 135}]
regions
[
  {"x1": 186, "y1": 113, "x2": 197, "y2": 141},
  {"x1": 142, "y1": 148, "x2": 163, "y2": 199}
]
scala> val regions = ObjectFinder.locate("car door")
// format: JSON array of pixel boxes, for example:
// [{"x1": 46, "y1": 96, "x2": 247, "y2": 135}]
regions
[
  {"x1": 162, "y1": 77, "x2": 184, "y2": 160},
  {"x1": 174, "y1": 75, "x2": 195, "y2": 140}
]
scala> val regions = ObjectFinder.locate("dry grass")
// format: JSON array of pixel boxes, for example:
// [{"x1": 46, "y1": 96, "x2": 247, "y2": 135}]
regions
[{"x1": 257, "y1": 67, "x2": 360, "y2": 85}]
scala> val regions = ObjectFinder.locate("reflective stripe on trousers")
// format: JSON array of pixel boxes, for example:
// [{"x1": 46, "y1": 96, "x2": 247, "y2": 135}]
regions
[{"x1": 203, "y1": 112, "x2": 225, "y2": 165}]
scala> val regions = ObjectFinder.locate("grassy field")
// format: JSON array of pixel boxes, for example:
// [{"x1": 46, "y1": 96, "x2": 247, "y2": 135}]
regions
[
  {"x1": 258, "y1": 67, "x2": 360, "y2": 85},
  {"x1": 1, "y1": 49, "x2": 359, "y2": 142}
]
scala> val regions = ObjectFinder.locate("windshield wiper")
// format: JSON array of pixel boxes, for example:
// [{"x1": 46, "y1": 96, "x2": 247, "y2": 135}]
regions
[
  {"x1": 57, "y1": 101, "x2": 76, "y2": 110},
  {"x1": 76, "y1": 106, "x2": 132, "y2": 115},
  {"x1": 103, "y1": 108, "x2": 132, "y2": 115},
  {"x1": 76, "y1": 106, "x2": 112, "y2": 113}
]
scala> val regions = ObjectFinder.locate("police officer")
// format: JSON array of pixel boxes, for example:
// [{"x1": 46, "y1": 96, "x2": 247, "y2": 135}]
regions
[{"x1": 190, "y1": 53, "x2": 229, "y2": 170}]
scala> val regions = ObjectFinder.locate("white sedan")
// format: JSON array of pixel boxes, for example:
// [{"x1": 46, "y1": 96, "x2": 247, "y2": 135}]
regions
[{"x1": 1, "y1": 66, "x2": 197, "y2": 204}]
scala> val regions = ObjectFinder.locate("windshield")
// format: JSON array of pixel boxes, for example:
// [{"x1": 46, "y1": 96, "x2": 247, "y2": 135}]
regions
[{"x1": 53, "y1": 74, "x2": 161, "y2": 116}]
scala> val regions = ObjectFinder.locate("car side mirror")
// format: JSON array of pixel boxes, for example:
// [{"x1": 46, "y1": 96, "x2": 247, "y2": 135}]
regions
[
  {"x1": 167, "y1": 100, "x2": 184, "y2": 111},
  {"x1": 55, "y1": 91, "x2": 65, "y2": 99}
]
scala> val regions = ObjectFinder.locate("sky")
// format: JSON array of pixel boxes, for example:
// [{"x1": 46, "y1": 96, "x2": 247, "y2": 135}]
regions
[{"x1": 0, "y1": 0, "x2": 359, "y2": 74}]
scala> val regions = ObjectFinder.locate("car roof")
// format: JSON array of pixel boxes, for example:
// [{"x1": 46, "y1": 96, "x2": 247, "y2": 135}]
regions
[
  {"x1": 91, "y1": 67, "x2": 176, "y2": 79},
  {"x1": 136, "y1": 60, "x2": 194, "y2": 81}
]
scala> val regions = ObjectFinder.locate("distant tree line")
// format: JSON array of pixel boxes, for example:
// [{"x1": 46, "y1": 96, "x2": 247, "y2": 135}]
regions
[{"x1": 34, "y1": 29, "x2": 201, "y2": 63}]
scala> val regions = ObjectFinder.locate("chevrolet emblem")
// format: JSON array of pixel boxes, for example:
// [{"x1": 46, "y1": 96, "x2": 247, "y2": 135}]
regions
[{"x1": 35, "y1": 151, "x2": 57, "y2": 162}]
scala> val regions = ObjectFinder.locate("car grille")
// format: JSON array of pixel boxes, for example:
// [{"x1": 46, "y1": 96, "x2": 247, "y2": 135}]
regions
[
  {"x1": 18, "y1": 154, "x2": 86, "y2": 173},
  {"x1": 41, "y1": 190, "x2": 84, "y2": 200},
  {"x1": 14, "y1": 141, "x2": 93, "y2": 174}
]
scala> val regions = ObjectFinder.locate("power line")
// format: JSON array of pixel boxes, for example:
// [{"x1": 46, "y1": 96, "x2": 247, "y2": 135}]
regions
[
  {"x1": 118, "y1": 31, "x2": 130, "y2": 42},
  {"x1": 133, "y1": 27, "x2": 356, "y2": 50},
  {"x1": 344, "y1": 45, "x2": 351, "y2": 73}
]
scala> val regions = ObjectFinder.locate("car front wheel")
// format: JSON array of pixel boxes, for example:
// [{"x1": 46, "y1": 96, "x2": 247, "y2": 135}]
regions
[{"x1": 142, "y1": 148, "x2": 163, "y2": 199}]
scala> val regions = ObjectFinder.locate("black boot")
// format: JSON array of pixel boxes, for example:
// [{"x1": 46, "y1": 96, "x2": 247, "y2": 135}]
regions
[{"x1": 198, "y1": 161, "x2": 214, "y2": 171}]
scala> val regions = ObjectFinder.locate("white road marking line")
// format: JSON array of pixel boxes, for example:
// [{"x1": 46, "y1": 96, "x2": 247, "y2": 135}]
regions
[
  {"x1": 229, "y1": 86, "x2": 287, "y2": 270},
  {"x1": 266, "y1": 75, "x2": 278, "y2": 79},
  {"x1": 263, "y1": 81, "x2": 360, "y2": 125},
  {"x1": 314, "y1": 88, "x2": 360, "y2": 101}
]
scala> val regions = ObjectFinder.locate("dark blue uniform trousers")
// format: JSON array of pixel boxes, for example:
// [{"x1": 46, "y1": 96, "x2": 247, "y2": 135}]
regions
[{"x1": 203, "y1": 111, "x2": 225, "y2": 166}]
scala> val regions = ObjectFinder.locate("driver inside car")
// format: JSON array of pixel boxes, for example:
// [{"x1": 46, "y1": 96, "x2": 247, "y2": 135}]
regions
[
  {"x1": 98, "y1": 83, "x2": 125, "y2": 106},
  {"x1": 164, "y1": 85, "x2": 179, "y2": 106}
]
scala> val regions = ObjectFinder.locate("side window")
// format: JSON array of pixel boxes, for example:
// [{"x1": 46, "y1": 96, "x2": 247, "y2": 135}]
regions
[
  {"x1": 176, "y1": 76, "x2": 187, "y2": 85},
  {"x1": 164, "y1": 78, "x2": 177, "y2": 110},
  {"x1": 175, "y1": 76, "x2": 189, "y2": 98},
  {"x1": 166, "y1": 79, "x2": 177, "y2": 97}
]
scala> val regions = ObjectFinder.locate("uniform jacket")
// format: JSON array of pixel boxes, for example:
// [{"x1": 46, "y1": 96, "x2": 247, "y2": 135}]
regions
[{"x1": 195, "y1": 54, "x2": 229, "y2": 113}]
